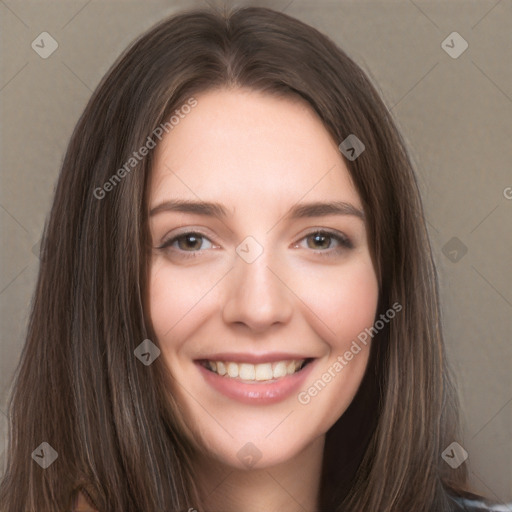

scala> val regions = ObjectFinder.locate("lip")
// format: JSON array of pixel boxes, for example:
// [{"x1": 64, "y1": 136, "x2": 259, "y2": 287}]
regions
[{"x1": 196, "y1": 357, "x2": 316, "y2": 405}]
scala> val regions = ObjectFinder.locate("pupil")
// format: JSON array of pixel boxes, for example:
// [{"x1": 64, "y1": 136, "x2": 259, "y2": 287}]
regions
[
  {"x1": 182, "y1": 234, "x2": 200, "y2": 250},
  {"x1": 311, "y1": 234, "x2": 328, "y2": 249}
]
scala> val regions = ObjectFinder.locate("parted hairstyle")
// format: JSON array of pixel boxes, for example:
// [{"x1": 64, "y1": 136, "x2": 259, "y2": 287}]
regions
[{"x1": 0, "y1": 5, "x2": 477, "y2": 511}]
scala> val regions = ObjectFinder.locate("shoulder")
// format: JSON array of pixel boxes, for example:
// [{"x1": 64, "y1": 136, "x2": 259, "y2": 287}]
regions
[
  {"x1": 73, "y1": 490, "x2": 99, "y2": 512},
  {"x1": 448, "y1": 494, "x2": 512, "y2": 512}
]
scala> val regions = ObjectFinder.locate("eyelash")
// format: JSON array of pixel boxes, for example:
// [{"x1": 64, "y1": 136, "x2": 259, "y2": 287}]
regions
[{"x1": 157, "y1": 229, "x2": 354, "y2": 259}]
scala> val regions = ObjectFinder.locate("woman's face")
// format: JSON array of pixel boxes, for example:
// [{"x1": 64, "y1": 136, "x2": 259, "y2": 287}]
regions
[{"x1": 148, "y1": 88, "x2": 379, "y2": 469}]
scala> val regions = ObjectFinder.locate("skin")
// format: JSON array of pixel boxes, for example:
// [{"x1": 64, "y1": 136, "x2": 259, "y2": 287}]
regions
[{"x1": 147, "y1": 87, "x2": 379, "y2": 512}]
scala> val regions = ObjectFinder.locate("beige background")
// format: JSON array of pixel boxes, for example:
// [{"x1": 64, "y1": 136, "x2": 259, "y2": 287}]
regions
[{"x1": 1, "y1": 0, "x2": 511, "y2": 506}]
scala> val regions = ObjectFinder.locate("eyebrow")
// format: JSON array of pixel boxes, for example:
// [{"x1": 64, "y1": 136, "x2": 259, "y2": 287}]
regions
[{"x1": 149, "y1": 199, "x2": 365, "y2": 221}]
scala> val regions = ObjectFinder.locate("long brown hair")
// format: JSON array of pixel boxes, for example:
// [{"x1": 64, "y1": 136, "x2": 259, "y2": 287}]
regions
[{"x1": 1, "y1": 6, "x2": 472, "y2": 511}]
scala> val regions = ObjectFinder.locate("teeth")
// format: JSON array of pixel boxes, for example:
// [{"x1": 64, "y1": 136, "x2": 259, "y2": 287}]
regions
[
  {"x1": 216, "y1": 361, "x2": 227, "y2": 376},
  {"x1": 255, "y1": 363, "x2": 273, "y2": 381},
  {"x1": 273, "y1": 361, "x2": 287, "y2": 378},
  {"x1": 239, "y1": 363, "x2": 255, "y2": 380},
  {"x1": 205, "y1": 359, "x2": 307, "y2": 381},
  {"x1": 227, "y1": 362, "x2": 239, "y2": 378}
]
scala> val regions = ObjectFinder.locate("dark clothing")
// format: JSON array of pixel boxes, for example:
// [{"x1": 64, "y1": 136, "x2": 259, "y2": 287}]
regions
[{"x1": 449, "y1": 494, "x2": 512, "y2": 511}]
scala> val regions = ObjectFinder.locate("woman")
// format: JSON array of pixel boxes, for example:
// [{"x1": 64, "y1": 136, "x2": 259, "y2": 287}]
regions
[{"x1": 0, "y1": 6, "x2": 504, "y2": 512}]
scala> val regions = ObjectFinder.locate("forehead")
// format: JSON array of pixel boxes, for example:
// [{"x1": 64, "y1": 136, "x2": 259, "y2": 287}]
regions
[{"x1": 149, "y1": 88, "x2": 360, "y2": 208}]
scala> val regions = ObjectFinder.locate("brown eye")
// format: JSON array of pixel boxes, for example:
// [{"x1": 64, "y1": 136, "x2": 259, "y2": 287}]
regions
[
  {"x1": 175, "y1": 233, "x2": 205, "y2": 251},
  {"x1": 158, "y1": 231, "x2": 215, "y2": 257},
  {"x1": 298, "y1": 230, "x2": 353, "y2": 257},
  {"x1": 306, "y1": 232, "x2": 333, "y2": 250}
]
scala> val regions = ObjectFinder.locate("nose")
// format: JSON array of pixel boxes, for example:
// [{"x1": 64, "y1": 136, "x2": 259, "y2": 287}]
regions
[{"x1": 221, "y1": 250, "x2": 294, "y2": 333}]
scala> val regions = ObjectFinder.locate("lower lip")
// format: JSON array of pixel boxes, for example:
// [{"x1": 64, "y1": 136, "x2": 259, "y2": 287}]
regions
[{"x1": 197, "y1": 360, "x2": 316, "y2": 405}]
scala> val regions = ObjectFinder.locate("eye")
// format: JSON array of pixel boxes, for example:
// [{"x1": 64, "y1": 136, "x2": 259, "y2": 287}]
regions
[
  {"x1": 157, "y1": 229, "x2": 354, "y2": 260},
  {"x1": 157, "y1": 231, "x2": 215, "y2": 258},
  {"x1": 295, "y1": 230, "x2": 353, "y2": 257}
]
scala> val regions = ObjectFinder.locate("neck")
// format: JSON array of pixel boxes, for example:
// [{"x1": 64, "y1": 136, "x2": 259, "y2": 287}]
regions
[{"x1": 193, "y1": 435, "x2": 325, "y2": 512}]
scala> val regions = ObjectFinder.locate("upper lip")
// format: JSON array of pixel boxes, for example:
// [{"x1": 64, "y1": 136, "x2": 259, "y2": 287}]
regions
[{"x1": 195, "y1": 352, "x2": 315, "y2": 364}]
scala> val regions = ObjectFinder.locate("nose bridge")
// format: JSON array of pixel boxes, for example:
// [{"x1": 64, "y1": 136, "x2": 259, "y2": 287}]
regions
[{"x1": 221, "y1": 241, "x2": 293, "y2": 331}]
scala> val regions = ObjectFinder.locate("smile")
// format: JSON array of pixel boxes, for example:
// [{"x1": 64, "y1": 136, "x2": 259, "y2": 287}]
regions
[
  {"x1": 196, "y1": 356, "x2": 316, "y2": 404},
  {"x1": 201, "y1": 359, "x2": 311, "y2": 382}
]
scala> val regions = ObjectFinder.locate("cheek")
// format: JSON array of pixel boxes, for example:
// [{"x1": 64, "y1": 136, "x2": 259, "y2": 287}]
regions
[
  {"x1": 291, "y1": 256, "x2": 379, "y2": 425},
  {"x1": 295, "y1": 256, "x2": 380, "y2": 348},
  {"x1": 148, "y1": 260, "x2": 214, "y2": 343},
  {"x1": 280, "y1": 255, "x2": 379, "y2": 419}
]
